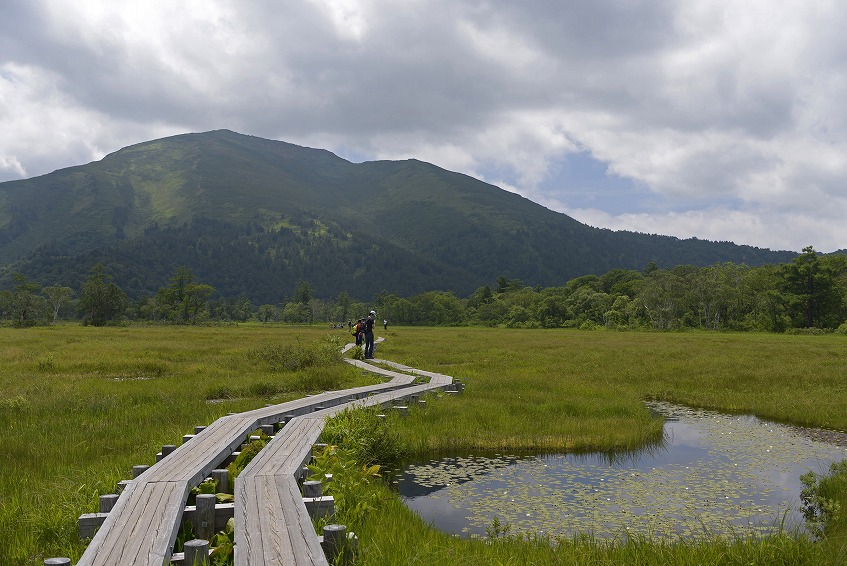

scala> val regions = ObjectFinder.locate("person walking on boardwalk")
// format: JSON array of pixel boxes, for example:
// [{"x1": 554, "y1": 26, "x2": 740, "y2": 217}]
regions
[
  {"x1": 353, "y1": 318, "x2": 364, "y2": 346},
  {"x1": 364, "y1": 310, "x2": 376, "y2": 359}
]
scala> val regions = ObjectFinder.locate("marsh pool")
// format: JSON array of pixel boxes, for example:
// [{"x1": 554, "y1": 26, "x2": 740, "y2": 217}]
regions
[{"x1": 397, "y1": 402, "x2": 847, "y2": 540}]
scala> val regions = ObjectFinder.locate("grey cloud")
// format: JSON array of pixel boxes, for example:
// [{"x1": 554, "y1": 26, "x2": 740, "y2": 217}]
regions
[{"x1": 2, "y1": 1, "x2": 847, "y2": 250}]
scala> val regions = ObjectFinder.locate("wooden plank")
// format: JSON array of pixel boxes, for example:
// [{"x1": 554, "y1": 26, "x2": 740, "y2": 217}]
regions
[
  {"x1": 79, "y1": 480, "x2": 185, "y2": 566},
  {"x1": 263, "y1": 474, "x2": 296, "y2": 565},
  {"x1": 279, "y1": 474, "x2": 327, "y2": 566},
  {"x1": 375, "y1": 360, "x2": 455, "y2": 385},
  {"x1": 235, "y1": 474, "x2": 328, "y2": 565},
  {"x1": 245, "y1": 418, "x2": 323, "y2": 478},
  {"x1": 235, "y1": 474, "x2": 302, "y2": 566},
  {"x1": 147, "y1": 416, "x2": 257, "y2": 484},
  {"x1": 80, "y1": 344, "x2": 455, "y2": 565},
  {"x1": 234, "y1": 476, "x2": 266, "y2": 564}
]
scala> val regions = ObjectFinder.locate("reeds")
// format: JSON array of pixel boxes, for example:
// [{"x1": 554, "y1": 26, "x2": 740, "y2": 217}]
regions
[{"x1": 3, "y1": 325, "x2": 846, "y2": 563}]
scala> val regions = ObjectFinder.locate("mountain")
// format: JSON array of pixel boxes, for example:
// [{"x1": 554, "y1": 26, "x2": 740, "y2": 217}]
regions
[{"x1": 0, "y1": 130, "x2": 797, "y2": 303}]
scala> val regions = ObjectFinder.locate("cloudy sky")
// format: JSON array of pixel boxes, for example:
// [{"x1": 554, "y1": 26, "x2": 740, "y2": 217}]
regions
[{"x1": 2, "y1": 1, "x2": 846, "y2": 252}]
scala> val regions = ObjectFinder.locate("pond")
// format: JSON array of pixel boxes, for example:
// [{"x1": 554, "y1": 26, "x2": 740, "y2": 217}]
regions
[{"x1": 397, "y1": 402, "x2": 847, "y2": 540}]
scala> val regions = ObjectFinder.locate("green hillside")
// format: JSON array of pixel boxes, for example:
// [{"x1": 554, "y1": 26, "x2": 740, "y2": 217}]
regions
[{"x1": 0, "y1": 130, "x2": 797, "y2": 302}]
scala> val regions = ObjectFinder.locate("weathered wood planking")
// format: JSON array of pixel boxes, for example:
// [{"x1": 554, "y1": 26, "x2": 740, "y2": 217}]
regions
[
  {"x1": 77, "y1": 481, "x2": 185, "y2": 566},
  {"x1": 372, "y1": 359, "x2": 455, "y2": 386},
  {"x1": 233, "y1": 363, "x2": 457, "y2": 565},
  {"x1": 78, "y1": 339, "x2": 455, "y2": 566},
  {"x1": 235, "y1": 417, "x2": 328, "y2": 565}
]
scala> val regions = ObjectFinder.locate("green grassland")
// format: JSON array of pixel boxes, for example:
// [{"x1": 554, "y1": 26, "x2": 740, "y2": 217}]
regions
[
  {"x1": 1, "y1": 326, "x2": 846, "y2": 564},
  {"x1": 0, "y1": 325, "x2": 376, "y2": 565}
]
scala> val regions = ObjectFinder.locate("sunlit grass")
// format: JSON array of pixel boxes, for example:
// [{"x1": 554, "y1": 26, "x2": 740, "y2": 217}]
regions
[
  {"x1": 3, "y1": 325, "x2": 847, "y2": 564},
  {"x1": 379, "y1": 328, "x2": 847, "y2": 455},
  {"x1": 0, "y1": 324, "x2": 374, "y2": 565}
]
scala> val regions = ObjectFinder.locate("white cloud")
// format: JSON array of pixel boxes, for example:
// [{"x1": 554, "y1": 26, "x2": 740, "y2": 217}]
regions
[
  {"x1": 1, "y1": 0, "x2": 846, "y2": 250},
  {"x1": 564, "y1": 205, "x2": 847, "y2": 253}
]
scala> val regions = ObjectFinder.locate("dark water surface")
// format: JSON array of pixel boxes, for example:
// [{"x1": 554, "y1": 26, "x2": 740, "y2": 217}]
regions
[{"x1": 397, "y1": 402, "x2": 847, "y2": 540}]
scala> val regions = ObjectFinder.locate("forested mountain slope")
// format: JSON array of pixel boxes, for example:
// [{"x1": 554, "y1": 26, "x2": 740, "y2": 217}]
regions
[{"x1": 0, "y1": 130, "x2": 796, "y2": 302}]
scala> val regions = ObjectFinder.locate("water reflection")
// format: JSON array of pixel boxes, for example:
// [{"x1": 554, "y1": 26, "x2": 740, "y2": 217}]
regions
[{"x1": 397, "y1": 402, "x2": 847, "y2": 540}]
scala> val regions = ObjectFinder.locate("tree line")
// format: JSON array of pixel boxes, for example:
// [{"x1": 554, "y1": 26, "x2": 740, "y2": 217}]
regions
[{"x1": 2, "y1": 247, "x2": 846, "y2": 333}]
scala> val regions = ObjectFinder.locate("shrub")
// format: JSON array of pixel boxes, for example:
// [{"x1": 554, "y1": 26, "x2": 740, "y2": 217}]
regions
[
  {"x1": 294, "y1": 366, "x2": 346, "y2": 392},
  {"x1": 800, "y1": 459, "x2": 847, "y2": 539}
]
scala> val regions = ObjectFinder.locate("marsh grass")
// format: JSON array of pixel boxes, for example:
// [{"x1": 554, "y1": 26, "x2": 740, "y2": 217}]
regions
[
  {"x1": 381, "y1": 328, "x2": 847, "y2": 453},
  {"x1": 3, "y1": 325, "x2": 847, "y2": 564},
  {"x1": 354, "y1": 327, "x2": 847, "y2": 564},
  {"x1": 0, "y1": 324, "x2": 371, "y2": 565}
]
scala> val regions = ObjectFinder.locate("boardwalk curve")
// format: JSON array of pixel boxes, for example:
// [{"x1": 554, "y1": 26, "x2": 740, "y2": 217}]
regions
[{"x1": 73, "y1": 338, "x2": 458, "y2": 565}]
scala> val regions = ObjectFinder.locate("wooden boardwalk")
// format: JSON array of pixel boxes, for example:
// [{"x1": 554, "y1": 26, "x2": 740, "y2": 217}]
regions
[{"x1": 76, "y1": 341, "x2": 457, "y2": 565}]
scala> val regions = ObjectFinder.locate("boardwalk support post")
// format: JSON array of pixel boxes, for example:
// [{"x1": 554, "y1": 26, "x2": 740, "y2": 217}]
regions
[
  {"x1": 183, "y1": 538, "x2": 209, "y2": 565},
  {"x1": 322, "y1": 523, "x2": 350, "y2": 564},
  {"x1": 211, "y1": 468, "x2": 229, "y2": 493},
  {"x1": 303, "y1": 480, "x2": 322, "y2": 498},
  {"x1": 193, "y1": 494, "x2": 216, "y2": 541},
  {"x1": 99, "y1": 494, "x2": 119, "y2": 513}
]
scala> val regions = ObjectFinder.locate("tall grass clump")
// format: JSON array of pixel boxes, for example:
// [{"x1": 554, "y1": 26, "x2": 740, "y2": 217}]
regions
[
  {"x1": 247, "y1": 334, "x2": 340, "y2": 371},
  {"x1": 308, "y1": 407, "x2": 409, "y2": 562},
  {"x1": 320, "y1": 406, "x2": 408, "y2": 470}
]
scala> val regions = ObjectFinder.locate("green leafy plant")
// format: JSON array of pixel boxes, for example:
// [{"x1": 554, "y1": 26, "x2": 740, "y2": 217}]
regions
[
  {"x1": 173, "y1": 519, "x2": 195, "y2": 553},
  {"x1": 800, "y1": 459, "x2": 847, "y2": 539},
  {"x1": 308, "y1": 445, "x2": 387, "y2": 525},
  {"x1": 226, "y1": 438, "x2": 268, "y2": 492},
  {"x1": 486, "y1": 515, "x2": 512, "y2": 541},
  {"x1": 348, "y1": 345, "x2": 364, "y2": 361},
  {"x1": 320, "y1": 406, "x2": 407, "y2": 470},
  {"x1": 210, "y1": 517, "x2": 235, "y2": 565},
  {"x1": 188, "y1": 477, "x2": 218, "y2": 505}
]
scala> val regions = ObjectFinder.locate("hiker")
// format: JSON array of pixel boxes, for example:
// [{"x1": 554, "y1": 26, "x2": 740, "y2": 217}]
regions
[
  {"x1": 364, "y1": 310, "x2": 376, "y2": 359},
  {"x1": 353, "y1": 318, "x2": 364, "y2": 346},
  {"x1": 383, "y1": 319, "x2": 388, "y2": 330}
]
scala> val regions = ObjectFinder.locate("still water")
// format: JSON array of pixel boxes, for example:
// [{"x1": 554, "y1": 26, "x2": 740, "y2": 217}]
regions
[{"x1": 397, "y1": 402, "x2": 847, "y2": 540}]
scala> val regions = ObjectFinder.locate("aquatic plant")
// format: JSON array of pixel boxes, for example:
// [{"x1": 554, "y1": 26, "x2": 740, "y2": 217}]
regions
[{"x1": 800, "y1": 459, "x2": 847, "y2": 539}]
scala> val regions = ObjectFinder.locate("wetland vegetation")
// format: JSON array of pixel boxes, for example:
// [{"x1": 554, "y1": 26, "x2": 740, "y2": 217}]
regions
[
  {"x1": 1, "y1": 325, "x2": 846, "y2": 564},
  {"x1": 398, "y1": 402, "x2": 847, "y2": 541}
]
